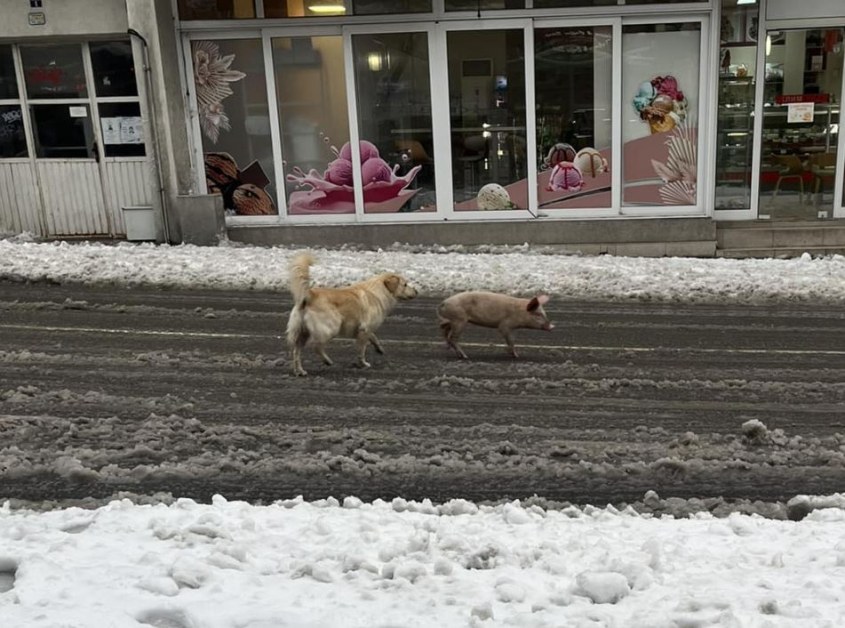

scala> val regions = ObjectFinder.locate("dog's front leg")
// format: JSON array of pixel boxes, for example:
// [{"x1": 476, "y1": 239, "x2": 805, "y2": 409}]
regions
[
  {"x1": 355, "y1": 329, "x2": 372, "y2": 368},
  {"x1": 368, "y1": 332, "x2": 385, "y2": 355}
]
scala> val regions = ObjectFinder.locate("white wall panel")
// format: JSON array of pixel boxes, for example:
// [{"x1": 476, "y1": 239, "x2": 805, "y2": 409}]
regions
[
  {"x1": 767, "y1": 0, "x2": 845, "y2": 20},
  {"x1": 0, "y1": 162, "x2": 43, "y2": 236},
  {"x1": 103, "y1": 159, "x2": 154, "y2": 236},
  {"x1": 36, "y1": 161, "x2": 108, "y2": 236}
]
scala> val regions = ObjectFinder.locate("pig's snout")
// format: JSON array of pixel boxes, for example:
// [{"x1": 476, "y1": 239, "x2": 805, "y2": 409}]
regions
[{"x1": 544, "y1": 322, "x2": 554, "y2": 331}]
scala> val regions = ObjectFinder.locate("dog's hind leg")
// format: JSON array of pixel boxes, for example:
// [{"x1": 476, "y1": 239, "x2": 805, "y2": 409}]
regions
[
  {"x1": 368, "y1": 333, "x2": 385, "y2": 355},
  {"x1": 314, "y1": 344, "x2": 333, "y2": 366},
  {"x1": 290, "y1": 344, "x2": 307, "y2": 376}
]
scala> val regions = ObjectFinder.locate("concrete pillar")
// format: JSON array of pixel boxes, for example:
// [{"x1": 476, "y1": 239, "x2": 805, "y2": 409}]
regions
[{"x1": 125, "y1": 0, "x2": 225, "y2": 245}]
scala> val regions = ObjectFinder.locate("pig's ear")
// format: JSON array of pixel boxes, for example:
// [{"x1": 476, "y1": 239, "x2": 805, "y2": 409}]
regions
[{"x1": 528, "y1": 294, "x2": 549, "y2": 310}]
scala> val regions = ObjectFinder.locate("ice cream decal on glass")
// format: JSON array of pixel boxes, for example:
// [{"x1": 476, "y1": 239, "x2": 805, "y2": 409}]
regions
[
  {"x1": 285, "y1": 140, "x2": 422, "y2": 214},
  {"x1": 543, "y1": 143, "x2": 608, "y2": 194},
  {"x1": 633, "y1": 75, "x2": 688, "y2": 135}
]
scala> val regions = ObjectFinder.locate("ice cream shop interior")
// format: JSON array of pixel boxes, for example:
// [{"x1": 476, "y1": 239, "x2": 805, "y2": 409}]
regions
[{"x1": 1, "y1": 0, "x2": 844, "y2": 250}]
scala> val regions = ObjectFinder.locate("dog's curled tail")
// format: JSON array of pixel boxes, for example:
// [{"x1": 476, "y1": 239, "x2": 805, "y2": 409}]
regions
[{"x1": 289, "y1": 252, "x2": 315, "y2": 306}]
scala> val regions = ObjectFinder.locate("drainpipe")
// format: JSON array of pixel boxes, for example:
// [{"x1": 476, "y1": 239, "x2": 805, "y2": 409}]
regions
[{"x1": 128, "y1": 27, "x2": 172, "y2": 243}]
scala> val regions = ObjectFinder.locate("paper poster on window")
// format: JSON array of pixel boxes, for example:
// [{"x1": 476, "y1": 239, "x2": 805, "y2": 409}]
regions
[
  {"x1": 101, "y1": 117, "x2": 144, "y2": 144},
  {"x1": 120, "y1": 117, "x2": 143, "y2": 144},
  {"x1": 787, "y1": 102, "x2": 814, "y2": 123}
]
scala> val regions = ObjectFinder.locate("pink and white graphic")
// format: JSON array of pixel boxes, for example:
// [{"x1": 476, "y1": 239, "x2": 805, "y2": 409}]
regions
[
  {"x1": 547, "y1": 161, "x2": 584, "y2": 193},
  {"x1": 285, "y1": 140, "x2": 422, "y2": 214}
]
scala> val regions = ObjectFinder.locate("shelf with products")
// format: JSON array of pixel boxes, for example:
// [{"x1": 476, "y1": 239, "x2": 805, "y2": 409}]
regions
[{"x1": 716, "y1": 74, "x2": 755, "y2": 180}]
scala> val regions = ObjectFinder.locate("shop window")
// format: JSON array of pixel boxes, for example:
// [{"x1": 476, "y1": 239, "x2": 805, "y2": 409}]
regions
[
  {"x1": 90, "y1": 41, "x2": 138, "y2": 98},
  {"x1": 352, "y1": 31, "x2": 435, "y2": 214},
  {"x1": 622, "y1": 22, "x2": 700, "y2": 207},
  {"x1": 535, "y1": 26, "x2": 612, "y2": 209},
  {"x1": 98, "y1": 102, "x2": 145, "y2": 157},
  {"x1": 446, "y1": 0, "x2": 524, "y2": 9},
  {"x1": 30, "y1": 104, "x2": 96, "y2": 159},
  {"x1": 192, "y1": 39, "x2": 276, "y2": 216},
  {"x1": 264, "y1": 0, "x2": 430, "y2": 16},
  {"x1": 177, "y1": 0, "x2": 255, "y2": 19},
  {"x1": 0, "y1": 106, "x2": 27, "y2": 158},
  {"x1": 715, "y1": 0, "x2": 758, "y2": 211},
  {"x1": 272, "y1": 35, "x2": 351, "y2": 215},
  {"x1": 447, "y1": 29, "x2": 528, "y2": 211},
  {"x1": 759, "y1": 28, "x2": 843, "y2": 220},
  {"x1": 0, "y1": 45, "x2": 18, "y2": 100},
  {"x1": 534, "y1": 1, "x2": 617, "y2": 5},
  {"x1": 21, "y1": 45, "x2": 87, "y2": 99}
]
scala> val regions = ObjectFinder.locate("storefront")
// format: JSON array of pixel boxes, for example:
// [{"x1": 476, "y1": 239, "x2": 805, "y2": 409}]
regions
[
  {"x1": 716, "y1": 0, "x2": 845, "y2": 221},
  {"x1": 1, "y1": 0, "x2": 843, "y2": 246},
  {"x1": 180, "y1": 0, "x2": 715, "y2": 228}
]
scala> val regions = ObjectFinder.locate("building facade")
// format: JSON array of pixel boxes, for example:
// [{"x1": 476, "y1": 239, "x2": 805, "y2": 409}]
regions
[{"x1": 0, "y1": 0, "x2": 843, "y2": 252}]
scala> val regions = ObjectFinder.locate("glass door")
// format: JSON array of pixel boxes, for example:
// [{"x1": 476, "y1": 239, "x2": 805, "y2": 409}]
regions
[
  {"x1": 758, "y1": 28, "x2": 843, "y2": 220},
  {"x1": 621, "y1": 21, "x2": 703, "y2": 209},
  {"x1": 443, "y1": 23, "x2": 530, "y2": 213},
  {"x1": 533, "y1": 23, "x2": 614, "y2": 211}
]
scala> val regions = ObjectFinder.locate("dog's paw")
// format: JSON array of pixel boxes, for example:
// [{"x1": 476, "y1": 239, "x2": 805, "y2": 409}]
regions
[{"x1": 356, "y1": 360, "x2": 372, "y2": 369}]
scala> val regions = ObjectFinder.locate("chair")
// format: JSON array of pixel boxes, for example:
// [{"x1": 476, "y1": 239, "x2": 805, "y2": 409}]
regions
[
  {"x1": 457, "y1": 135, "x2": 488, "y2": 191},
  {"x1": 770, "y1": 154, "x2": 808, "y2": 205},
  {"x1": 810, "y1": 152, "x2": 837, "y2": 198}
]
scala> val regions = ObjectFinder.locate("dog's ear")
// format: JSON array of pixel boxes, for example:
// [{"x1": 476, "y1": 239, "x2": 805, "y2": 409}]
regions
[{"x1": 383, "y1": 274, "x2": 401, "y2": 294}]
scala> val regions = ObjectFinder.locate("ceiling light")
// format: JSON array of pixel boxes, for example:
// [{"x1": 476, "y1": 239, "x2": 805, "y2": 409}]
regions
[
  {"x1": 736, "y1": 0, "x2": 756, "y2": 5},
  {"x1": 307, "y1": 2, "x2": 346, "y2": 14}
]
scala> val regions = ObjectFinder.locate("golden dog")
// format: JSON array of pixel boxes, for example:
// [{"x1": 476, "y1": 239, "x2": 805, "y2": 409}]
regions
[{"x1": 286, "y1": 253, "x2": 418, "y2": 376}]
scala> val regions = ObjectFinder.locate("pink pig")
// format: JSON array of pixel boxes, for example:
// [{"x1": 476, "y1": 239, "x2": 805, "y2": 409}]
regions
[{"x1": 437, "y1": 291, "x2": 554, "y2": 359}]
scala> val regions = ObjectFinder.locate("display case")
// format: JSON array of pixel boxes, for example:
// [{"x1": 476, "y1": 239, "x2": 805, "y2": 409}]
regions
[{"x1": 715, "y1": 68, "x2": 756, "y2": 209}]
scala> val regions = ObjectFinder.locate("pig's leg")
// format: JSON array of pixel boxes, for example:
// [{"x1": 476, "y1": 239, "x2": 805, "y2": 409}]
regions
[
  {"x1": 498, "y1": 326, "x2": 519, "y2": 358},
  {"x1": 368, "y1": 332, "x2": 385, "y2": 354},
  {"x1": 444, "y1": 319, "x2": 469, "y2": 359},
  {"x1": 355, "y1": 329, "x2": 372, "y2": 368}
]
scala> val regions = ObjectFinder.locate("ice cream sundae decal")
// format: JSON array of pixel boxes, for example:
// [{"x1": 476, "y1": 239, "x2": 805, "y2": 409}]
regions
[
  {"x1": 193, "y1": 41, "x2": 246, "y2": 144},
  {"x1": 205, "y1": 152, "x2": 276, "y2": 216},
  {"x1": 476, "y1": 183, "x2": 516, "y2": 210},
  {"x1": 285, "y1": 139, "x2": 422, "y2": 213},
  {"x1": 651, "y1": 123, "x2": 697, "y2": 205},
  {"x1": 633, "y1": 75, "x2": 688, "y2": 135},
  {"x1": 543, "y1": 144, "x2": 608, "y2": 194}
]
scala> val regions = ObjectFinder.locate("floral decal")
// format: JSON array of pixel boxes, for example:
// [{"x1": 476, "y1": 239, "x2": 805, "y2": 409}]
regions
[
  {"x1": 285, "y1": 140, "x2": 422, "y2": 214},
  {"x1": 633, "y1": 75, "x2": 689, "y2": 135},
  {"x1": 652, "y1": 124, "x2": 697, "y2": 205},
  {"x1": 193, "y1": 41, "x2": 246, "y2": 144}
]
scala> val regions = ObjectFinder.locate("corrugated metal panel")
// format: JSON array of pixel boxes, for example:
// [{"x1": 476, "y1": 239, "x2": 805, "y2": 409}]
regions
[
  {"x1": 103, "y1": 159, "x2": 154, "y2": 236},
  {"x1": 0, "y1": 162, "x2": 44, "y2": 236},
  {"x1": 37, "y1": 161, "x2": 107, "y2": 236}
]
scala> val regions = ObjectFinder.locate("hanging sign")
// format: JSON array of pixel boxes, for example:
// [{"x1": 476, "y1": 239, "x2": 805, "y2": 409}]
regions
[
  {"x1": 68, "y1": 106, "x2": 87, "y2": 118},
  {"x1": 787, "y1": 102, "x2": 814, "y2": 124},
  {"x1": 775, "y1": 93, "x2": 830, "y2": 104}
]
